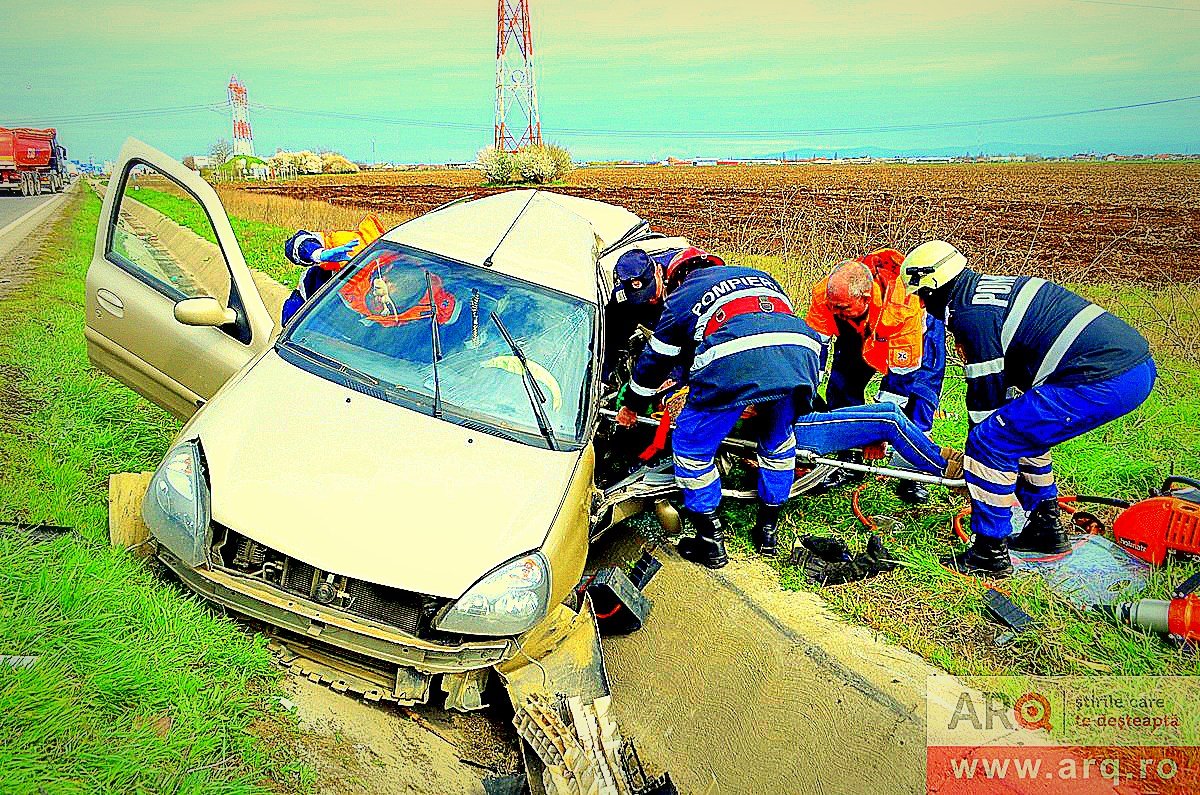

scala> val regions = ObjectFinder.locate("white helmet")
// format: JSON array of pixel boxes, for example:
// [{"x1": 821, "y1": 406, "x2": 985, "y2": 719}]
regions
[{"x1": 901, "y1": 241, "x2": 967, "y2": 291}]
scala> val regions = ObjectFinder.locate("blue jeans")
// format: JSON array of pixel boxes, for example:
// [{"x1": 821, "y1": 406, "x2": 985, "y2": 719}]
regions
[
  {"x1": 964, "y1": 358, "x2": 1157, "y2": 538},
  {"x1": 673, "y1": 397, "x2": 800, "y2": 513},
  {"x1": 827, "y1": 314, "x2": 947, "y2": 433},
  {"x1": 793, "y1": 402, "x2": 947, "y2": 476}
]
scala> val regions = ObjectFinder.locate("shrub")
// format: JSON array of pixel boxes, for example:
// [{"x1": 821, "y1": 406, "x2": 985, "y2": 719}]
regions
[
  {"x1": 513, "y1": 145, "x2": 558, "y2": 184},
  {"x1": 544, "y1": 143, "x2": 575, "y2": 178},
  {"x1": 477, "y1": 143, "x2": 574, "y2": 185},
  {"x1": 477, "y1": 146, "x2": 515, "y2": 184},
  {"x1": 320, "y1": 152, "x2": 360, "y2": 174}
]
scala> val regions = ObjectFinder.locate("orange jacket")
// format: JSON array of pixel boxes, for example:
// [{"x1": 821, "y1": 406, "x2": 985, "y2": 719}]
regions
[{"x1": 805, "y1": 248, "x2": 925, "y2": 375}]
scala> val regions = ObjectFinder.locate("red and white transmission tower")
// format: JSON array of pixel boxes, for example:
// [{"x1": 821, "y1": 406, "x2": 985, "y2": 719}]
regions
[
  {"x1": 228, "y1": 74, "x2": 255, "y2": 157},
  {"x1": 495, "y1": 0, "x2": 542, "y2": 152}
]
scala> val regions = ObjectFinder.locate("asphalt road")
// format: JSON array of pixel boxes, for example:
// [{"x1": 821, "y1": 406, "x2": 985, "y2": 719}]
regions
[{"x1": 0, "y1": 192, "x2": 58, "y2": 231}]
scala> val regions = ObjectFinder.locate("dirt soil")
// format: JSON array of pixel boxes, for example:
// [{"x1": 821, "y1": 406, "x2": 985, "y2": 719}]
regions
[
  {"x1": 591, "y1": 531, "x2": 952, "y2": 794},
  {"x1": 239, "y1": 163, "x2": 1200, "y2": 284}
]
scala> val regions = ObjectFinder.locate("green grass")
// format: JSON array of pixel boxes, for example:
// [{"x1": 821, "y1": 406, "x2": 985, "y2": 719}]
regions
[
  {"x1": 0, "y1": 188, "x2": 311, "y2": 793},
  {"x1": 131, "y1": 186, "x2": 302, "y2": 288}
]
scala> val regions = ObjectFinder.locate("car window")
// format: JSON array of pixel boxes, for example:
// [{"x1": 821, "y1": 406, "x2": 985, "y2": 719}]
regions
[
  {"x1": 107, "y1": 163, "x2": 232, "y2": 306},
  {"x1": 284, "y1": 243, "x2": 596, "y2": 448}
]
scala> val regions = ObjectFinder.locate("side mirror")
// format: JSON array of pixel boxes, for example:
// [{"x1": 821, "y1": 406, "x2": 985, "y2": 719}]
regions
[{"x1": 174, "y1": 297, "x2": 237, "y2": 327}]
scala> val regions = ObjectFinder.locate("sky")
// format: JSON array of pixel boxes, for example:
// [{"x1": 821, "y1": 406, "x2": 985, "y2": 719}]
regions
[{"x1": 4, "y1": 0, "x2": 1199, "y2": 163}]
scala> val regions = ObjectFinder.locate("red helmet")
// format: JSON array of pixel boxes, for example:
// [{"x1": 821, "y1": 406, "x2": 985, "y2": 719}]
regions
[{"x1": 665, "y1": 246, "x2": 725, "y2": 289}]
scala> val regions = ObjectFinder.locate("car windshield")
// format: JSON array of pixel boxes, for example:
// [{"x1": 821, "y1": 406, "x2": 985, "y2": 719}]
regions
[{"x1": 281, "y1": 242, "x2": 596, "y2": 448}]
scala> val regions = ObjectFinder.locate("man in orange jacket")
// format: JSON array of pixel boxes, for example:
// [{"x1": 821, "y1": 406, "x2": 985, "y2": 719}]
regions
[{"x1": 805, "y1": 249, "x2": 947, "y2": 503}]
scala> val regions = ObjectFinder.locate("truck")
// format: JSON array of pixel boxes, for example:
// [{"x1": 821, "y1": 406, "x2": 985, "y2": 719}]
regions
[{"x1": 1, "y1": 127, "x2": 70, "y2": 196}]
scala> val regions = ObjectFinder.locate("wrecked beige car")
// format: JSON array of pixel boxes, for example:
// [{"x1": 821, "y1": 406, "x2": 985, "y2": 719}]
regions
[{"x1": 88, "y1": 140, "x2": 727, "y2": 710}]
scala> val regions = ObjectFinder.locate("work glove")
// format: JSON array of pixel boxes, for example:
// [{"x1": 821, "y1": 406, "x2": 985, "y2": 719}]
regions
[
  {"x1": 311, "y1": 240, "x2": 360, "y2": 265},
  {"x1": 940, "y1": 446, "x2": 965, "y2": 480}
]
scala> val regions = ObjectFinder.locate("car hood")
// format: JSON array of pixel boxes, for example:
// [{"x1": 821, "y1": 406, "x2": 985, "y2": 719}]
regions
[{"x1": 189, "y1": 350, "x2": 582, "y2": 599}]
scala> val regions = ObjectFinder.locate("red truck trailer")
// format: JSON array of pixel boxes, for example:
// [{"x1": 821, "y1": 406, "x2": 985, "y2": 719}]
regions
[{"x1": 0, "y1": 127, "x2": 69, "y2": 196}]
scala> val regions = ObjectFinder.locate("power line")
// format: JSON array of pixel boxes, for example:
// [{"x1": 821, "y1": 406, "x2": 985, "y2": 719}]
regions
[
  {"x1": 12, "y1": 92, "x2": 1198, "y2": 139},
  {"x1": 253, "y1": 94, "x2": 1200, "y2": 140},
  {"x1": 7, "y1": 103, "x2": 228, "y2": 127},
  {"x1": 1069, "y1": 0, "x2": 1200, "y2": 11}
]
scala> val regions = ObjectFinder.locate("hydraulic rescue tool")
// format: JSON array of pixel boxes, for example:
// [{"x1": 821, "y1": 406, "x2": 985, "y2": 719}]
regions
[
  {"x1": 1110, "y1": 476, "x2": 1200, "y2": 566},
  {"x1": 1096, "y1": 572, "x2": 1200, "y2": 647}
]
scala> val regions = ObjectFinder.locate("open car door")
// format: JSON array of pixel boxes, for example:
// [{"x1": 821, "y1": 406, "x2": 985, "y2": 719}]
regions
[{"x1": 85, "y1": 138, "x2": 274, "y2": 420}]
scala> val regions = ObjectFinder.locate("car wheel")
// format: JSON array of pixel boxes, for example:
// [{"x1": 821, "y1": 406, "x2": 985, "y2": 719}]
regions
[{"x1": 19, "y1": 174, "x2": 28, "y2": 196}]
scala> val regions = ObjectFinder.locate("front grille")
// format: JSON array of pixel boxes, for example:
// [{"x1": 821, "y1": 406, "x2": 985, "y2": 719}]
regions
[
  {"x1": 213, "y1": 524, "x2": 445, "y2": 638},
  {"x1": 344, "y1": 579, "x2": 424, "y2": 635},
  {"x1": 283, "y1": 559, "x2": 317, "y2": 596}
]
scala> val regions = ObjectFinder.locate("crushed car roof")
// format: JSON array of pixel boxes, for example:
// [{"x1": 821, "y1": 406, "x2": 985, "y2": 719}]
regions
[{"x1": 382, "y1": 189, "x2": 647, "y2": 302}]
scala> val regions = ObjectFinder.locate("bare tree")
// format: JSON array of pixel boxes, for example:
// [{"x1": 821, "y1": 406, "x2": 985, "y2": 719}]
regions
[{"x1": 209, "y1": 139, "x2": 233, "y2": 167}]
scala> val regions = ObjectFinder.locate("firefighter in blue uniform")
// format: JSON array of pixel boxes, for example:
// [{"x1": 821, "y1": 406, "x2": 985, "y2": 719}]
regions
[
  {"x1": 616, "y1": 247, "x2": 823, "y2": 567},
  {"x1": 602, "y1": 248, "x2": 680, "y2": 383},
  {"x1": 280, "y1": 230, "x2": 360, "y2": 324},
  {"x1": 900, "y1": 241, "x2": 1156, "y2": 576}
]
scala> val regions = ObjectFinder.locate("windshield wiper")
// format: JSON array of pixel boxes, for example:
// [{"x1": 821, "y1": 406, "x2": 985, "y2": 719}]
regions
[
  {"x1": 489, "y1": 310, "x2": 559, "y2": 451},
  {"x1": 425, "y1": 270, "x2": 443, "y2": 419},
  {"x1": 280, "y1": 340, "x2": 380, "y2": 386}
]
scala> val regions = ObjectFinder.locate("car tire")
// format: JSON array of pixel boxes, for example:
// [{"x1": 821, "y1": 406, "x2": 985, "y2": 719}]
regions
[{"x1": 19, "y1": 174, "x2": 28, "y2": 196}]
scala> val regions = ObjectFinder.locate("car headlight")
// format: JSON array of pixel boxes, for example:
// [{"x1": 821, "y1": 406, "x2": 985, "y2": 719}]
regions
[
  {"x1": 142, "y1": 440, "x2": 211, "y2": 567},
  {"x1": 435, "y1": 552, "x2": 551, "y2": 636}
]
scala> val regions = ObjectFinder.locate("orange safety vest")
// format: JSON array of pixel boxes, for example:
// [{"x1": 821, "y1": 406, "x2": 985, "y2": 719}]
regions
[{"x1": 805, "y1": 248, "x2": 926, "y2": 374}]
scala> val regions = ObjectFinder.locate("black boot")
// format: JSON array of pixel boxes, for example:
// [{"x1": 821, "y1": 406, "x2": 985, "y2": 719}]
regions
[
  {"x1": 811, "y1": 451, "x2": 865, "y2": 494},
  {"x1": 1009, "y1": 499, "x2": 1070, "y2": 553},
  {"x1": 896, "y1": 479, "x2": 930, "y2": 505},
  {"x1": 751, "y1": 503, "x2": 782, "y2": 556},
  {"x1": 941, "y1": 535, "x2": 1014, "y2": 577},
  {"x1": 677, "y1": 510, "x2": 729, "y2": 569}
]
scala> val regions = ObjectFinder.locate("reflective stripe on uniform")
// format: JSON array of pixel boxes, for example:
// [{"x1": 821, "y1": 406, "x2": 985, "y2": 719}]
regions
[
  {"x1": 648, "y1": 335, "x2": 681, "y2": 356},
  {"x1": 1032, "y1": 303, "x2": 1106, "y2": 387},
  {"x1": 674, "y1": 454, "x2": 713, "y2": 471},
  {"x1": 968, "y1": 408, "x2": 997, "y2": 424},
  {"x1": 967, "y1": 481, "x2": 1019, "y2": 507},
  {"x1": 964, "y1": 357, "x2": 1005, "y2": 379},
  {"x1": 876, "y1": 390, "x2": 906, "y2": 405},
  {"x1": 1019, "y1": 453, "x2": 1052, "y2": 470},
  {"x1": 691, "y1": 331, "x2": 820, "y2": 372},
  {"x1": 692, "y1": 288, "x2": 794, "y2": 342},
  {"x1": 762, "y1": 435, "x2": 796, "y2": 456},
  {"x1": 628, "y1": 379, "x2": 657, "y2": 397},
  {"x1": 1022, "y1": 472, "x2": 1055, "y2": 487},
  {"x1": 1001, "y1": 278, "x2": 1046, "y2": 351},
  {"x1": 676, "y1": 470, "x2": 720, "y2": 490},
  {"x1": 756, "y1": 454, "x2": 796, "y2": 471},
  {"x1": 964, "y1": 456, "x2": 1018, "y2": 486}
]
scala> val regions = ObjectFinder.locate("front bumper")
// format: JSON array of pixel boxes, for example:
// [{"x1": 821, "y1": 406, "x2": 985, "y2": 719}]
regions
[{"x1": 158, "y1": 549, "x2": 514, "y2": 674}]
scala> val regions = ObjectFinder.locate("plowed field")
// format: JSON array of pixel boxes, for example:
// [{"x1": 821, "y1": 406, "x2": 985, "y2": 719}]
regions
[{"x1": 238, "y1": 163, "x2": 1200, "y2": 283}]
